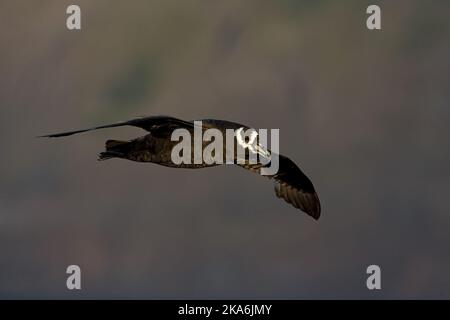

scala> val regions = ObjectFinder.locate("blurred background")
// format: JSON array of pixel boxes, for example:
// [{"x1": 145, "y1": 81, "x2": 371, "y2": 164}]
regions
[{"x1": 1, "y1": 0, "x2": 449, "y2": 299}]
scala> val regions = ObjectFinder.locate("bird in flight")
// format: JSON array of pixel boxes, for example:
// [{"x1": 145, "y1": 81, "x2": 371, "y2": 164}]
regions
[{"x1": 40, "y1": 115, "x2": 321, "y2": 220}]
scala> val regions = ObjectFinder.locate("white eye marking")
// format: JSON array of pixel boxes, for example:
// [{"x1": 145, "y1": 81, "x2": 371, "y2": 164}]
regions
[
  {"x1": 235, "y1": 127, "x2": 271, "y2": 161},
  {"x1": 236, "y1": 127, "x2": 257, "y2": 149}
]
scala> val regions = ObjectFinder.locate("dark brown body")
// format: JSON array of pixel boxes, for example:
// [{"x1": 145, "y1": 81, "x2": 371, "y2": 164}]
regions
[{"x1": 42, "y1": 115, "x2": 321, "y2": 219}]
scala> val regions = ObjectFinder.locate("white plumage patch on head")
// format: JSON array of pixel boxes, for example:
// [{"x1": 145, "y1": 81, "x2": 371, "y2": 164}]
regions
[
  {"x1": 235, "y1": 127, "x2": 271, "y2": 159},
  {"x1": 236, "y1": 127, "x2": 257, "y2": 149}
]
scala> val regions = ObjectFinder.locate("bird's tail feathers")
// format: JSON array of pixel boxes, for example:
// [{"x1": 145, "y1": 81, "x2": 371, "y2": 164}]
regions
[
  {"x1": 105, "y1": 139, "x2": 129, "y2": 150},
  {"x1": 98, "y1": 140, "x2": 131, "y2": 161},
  {"x1": 98, "y1": 151, "x2": 122, "y2": 161}
]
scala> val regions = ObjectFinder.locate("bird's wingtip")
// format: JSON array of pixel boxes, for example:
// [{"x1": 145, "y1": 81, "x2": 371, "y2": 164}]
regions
[
  {"x1": 309, "y1": 193, "x2": 321, "y2": 220},
  {"x1": 309, "y1": 208, "x2": 321, "y2": 221}
]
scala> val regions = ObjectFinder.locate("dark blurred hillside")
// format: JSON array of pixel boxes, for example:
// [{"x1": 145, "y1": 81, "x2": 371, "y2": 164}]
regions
[{"x1": 0, "y1": 0, "x2": 450, "y2": 298}]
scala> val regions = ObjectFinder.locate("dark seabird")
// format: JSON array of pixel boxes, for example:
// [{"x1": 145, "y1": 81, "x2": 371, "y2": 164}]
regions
[{"x1": 40, "y1": 115, "x2": 321, "y2": 220}]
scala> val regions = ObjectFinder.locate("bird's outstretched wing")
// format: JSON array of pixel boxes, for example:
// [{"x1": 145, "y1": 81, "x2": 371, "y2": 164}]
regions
[
  {"x1": 240, "y1": 154, "x2": 321, "y2": 220},
  {"x1": 272, "y1": 155, "x2": 321, "y2": 220},
  {"x1": 39, "y1": 115, "x2": 195, "y2": 138}
]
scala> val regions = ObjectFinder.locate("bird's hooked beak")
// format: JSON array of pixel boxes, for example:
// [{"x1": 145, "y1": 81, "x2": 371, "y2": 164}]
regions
[{"x1": 253, "y1": 142, "x2": 271, "y2": 159}]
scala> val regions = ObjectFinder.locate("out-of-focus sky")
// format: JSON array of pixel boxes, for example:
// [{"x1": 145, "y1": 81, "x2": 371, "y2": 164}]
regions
[{"x1": 1, "y1": 0, "x2": 449, "y2": 299}]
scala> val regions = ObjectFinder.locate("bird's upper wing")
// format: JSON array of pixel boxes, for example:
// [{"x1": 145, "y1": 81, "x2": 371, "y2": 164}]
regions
[
  {"x1": 240, "y1": 154, "x2": 321, "y2": 220},
  {"x1": 39, "y1": 115, "x2": 195, "y2": 138}
]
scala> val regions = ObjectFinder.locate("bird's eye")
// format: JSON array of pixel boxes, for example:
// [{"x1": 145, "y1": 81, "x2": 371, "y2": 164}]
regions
[{"x1": 236, "y1": 127, "x2": 258, "y2": 148}]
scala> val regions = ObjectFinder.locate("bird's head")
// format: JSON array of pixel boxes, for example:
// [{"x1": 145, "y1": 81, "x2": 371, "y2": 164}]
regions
[{"x1": 235, "y1": 127, "x2": 271, "y2": 160}]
